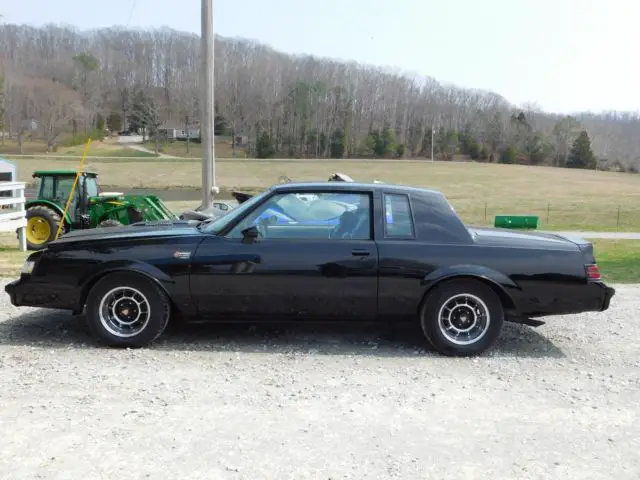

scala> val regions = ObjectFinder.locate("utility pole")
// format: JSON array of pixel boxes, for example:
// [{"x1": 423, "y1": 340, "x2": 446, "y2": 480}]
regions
[{"x1": 200, "y1": 0, "x2": 218, "y2": 209}]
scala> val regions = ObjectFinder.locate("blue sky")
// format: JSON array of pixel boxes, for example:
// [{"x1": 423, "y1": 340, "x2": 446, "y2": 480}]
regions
[{"x1": 2, "y1": 0, "x2": 639, "y2": 114}]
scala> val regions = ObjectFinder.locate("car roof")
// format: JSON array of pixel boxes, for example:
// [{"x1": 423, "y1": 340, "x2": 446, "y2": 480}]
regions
[{"x1": 271, "y1": 181, "x2": 443, "y2": 197}]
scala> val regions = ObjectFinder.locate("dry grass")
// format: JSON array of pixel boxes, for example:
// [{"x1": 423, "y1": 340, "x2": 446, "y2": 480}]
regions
[
  {"x1": 148, "y1": 138, "x2": 246, "y2": 158},
  {"x1": 0, "y1": 138, "x2": 156, "y2": 158},
  {"x1": 0, "y1": 233, "x2": 28, "y2": 277},
  {"x1": 0, "y1": 136, "x2": 244, "y2": 158},
  {"x1": 56, "y1": 138, "x2": 156, "y2": 157},
  {"x1": 0, "y1": 139, "x2": 51, "y2": 155},
  {"x1": 5, "y1": 158, "x2": 639, "y2": 230}
]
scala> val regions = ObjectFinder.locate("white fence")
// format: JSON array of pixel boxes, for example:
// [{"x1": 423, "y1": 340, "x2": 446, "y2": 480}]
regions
[{"x1": 0, "y1": 182, "x2": 27, "y2": 251}]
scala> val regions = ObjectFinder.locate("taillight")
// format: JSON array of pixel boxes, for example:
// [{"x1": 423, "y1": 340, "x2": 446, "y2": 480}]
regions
[{"x1": 585, "y1": 264, "x2": 601, "y2": 281}]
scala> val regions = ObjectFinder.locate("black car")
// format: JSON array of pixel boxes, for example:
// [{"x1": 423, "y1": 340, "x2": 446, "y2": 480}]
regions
[{"x1": 5, "y1": 181, "x2": 615, "y2": 356}]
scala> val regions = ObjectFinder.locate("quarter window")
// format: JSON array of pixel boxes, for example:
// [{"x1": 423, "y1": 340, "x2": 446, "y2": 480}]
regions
[{"x1": 383, "y1": 193, "x2": 414, "y2": 238}]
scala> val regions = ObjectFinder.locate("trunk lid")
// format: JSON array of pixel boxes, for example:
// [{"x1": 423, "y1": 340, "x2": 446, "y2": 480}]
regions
[
  {"x1": 468, "y1": 226, "x2": 593, "y2": 256},
  {"x1": 468, "y1": 226, "x2": 599, "y2": 278}
]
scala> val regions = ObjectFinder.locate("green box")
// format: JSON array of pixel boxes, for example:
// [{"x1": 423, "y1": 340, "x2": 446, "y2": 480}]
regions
[{"x1": 494, "y1": 215, "x2": 539, "y2": 229}]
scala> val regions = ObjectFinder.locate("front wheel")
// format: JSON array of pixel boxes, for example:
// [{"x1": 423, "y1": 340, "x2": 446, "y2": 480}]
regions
[
  {"x1": 419, "y1": 279, "x2": 504, "y2": 357},
  {"x1": 84, "y1": 272, "x2": 171, "y2": 348}
]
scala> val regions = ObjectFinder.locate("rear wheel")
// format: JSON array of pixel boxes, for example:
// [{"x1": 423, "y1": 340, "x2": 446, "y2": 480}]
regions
[
  {"x1": 419, "y1": 279, "x2": 504, "y2": 357},
  {"x1": 25, "y1": 205, "x2": 63, "y2": 250},
  {"x1": 84, "y1": 272, "x2": 171, "y2": 348}
]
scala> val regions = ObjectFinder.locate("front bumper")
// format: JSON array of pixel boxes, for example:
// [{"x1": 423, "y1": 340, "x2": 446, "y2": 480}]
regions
[
  {"x1": 4, "y1": 279, "x2": 19, "y2": 306},
  {"x1": 5, "y1": 275, "x2": 79, "y2": 310}
]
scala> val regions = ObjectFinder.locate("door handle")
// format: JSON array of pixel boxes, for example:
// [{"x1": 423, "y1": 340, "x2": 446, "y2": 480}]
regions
[{"x1": 351, "y1": 249, "x2": 370, "y2": 256}]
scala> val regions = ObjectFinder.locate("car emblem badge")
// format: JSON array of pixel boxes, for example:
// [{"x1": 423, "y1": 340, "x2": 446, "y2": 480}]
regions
[{"x1": 173, "y1": 251, "x2": 192, "y2": 259}]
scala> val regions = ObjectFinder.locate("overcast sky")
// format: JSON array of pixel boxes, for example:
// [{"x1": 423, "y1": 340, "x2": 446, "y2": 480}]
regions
[{"x1": 2, "y1": 0, "x2": 639, "y2": 114}]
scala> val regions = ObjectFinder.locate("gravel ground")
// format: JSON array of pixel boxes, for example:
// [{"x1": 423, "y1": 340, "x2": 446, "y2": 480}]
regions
[{"x1": 0, "y1": 278, "x2": 639, "y2": 480}]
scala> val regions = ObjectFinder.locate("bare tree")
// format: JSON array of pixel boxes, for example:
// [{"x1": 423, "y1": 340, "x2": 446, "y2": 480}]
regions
[
  {"x1": 0, "y1": 23, "x2": 638, "y2": 169},
  {"x1": 28, "y1": 78, "x2": 84, "y2": 151},
  {"x1": 0, "y1": 72, "x2": 5, "y2": 146}
]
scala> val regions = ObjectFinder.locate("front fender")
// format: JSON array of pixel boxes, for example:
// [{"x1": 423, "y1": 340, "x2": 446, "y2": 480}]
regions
[
  {"x1": 79, "y1": 259, "x2": 176, "y2": 305},
  {"x1": 421, "y1": 264, "x2": 520, "y2": 309}
]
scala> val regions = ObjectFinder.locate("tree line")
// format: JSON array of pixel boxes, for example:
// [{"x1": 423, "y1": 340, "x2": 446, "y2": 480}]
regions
[{"x1": 0, "y1": 23, "x2": 637, "y2": 171}]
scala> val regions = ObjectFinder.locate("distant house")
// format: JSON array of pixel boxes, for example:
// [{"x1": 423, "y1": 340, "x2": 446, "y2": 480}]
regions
[
  {"x1": 158, "y1": 123, "x2": 201, "y2": 141},
  {"x1": 156, "y1": 127, "x2": 177, "y2": 139},
  {"x1": 234, "y1": 135, "x2": 249, "y2": 146},
  {"x1": 21, "y1": 119, "x2": 38, "y2": 132}
]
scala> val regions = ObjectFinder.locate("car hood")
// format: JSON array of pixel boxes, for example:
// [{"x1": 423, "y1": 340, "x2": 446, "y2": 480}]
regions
[
  {"x1": 467, "y1": 226, "x2": 588, "y2": 250},
  {"x1": 49, "y1": 220, "x2": 202, "y2": 248}
]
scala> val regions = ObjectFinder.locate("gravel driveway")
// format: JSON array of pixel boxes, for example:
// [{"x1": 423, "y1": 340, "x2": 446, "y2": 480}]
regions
[{"x1": 0, "y1": 278, "x2": 638, "y2": 479}]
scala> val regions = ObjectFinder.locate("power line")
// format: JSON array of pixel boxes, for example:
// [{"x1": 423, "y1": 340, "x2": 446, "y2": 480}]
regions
[{"x1": 126, "y1": 0, "x2": 138, "y2": 27}]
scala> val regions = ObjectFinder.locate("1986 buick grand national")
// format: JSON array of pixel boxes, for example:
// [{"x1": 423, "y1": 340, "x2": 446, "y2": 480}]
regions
[{"x1": 5, "y1": 181, "x2": 615, "y2": 356}]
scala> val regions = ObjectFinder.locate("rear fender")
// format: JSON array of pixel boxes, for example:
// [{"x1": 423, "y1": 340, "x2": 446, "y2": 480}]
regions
[
  {"x1": 78, "y1": 260, "x2": 175, "y2": 309},
  {"x1": 421, "y1": 264, "x2": 519, "y2": 310},
  {"x1": 548, "y1": 232, "x2": 596, "y2": 263}
]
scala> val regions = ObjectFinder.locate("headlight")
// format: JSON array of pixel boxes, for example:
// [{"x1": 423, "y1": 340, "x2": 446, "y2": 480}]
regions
[{"x1": 21, "y1": 260, "x2": 35, "y2": 275}]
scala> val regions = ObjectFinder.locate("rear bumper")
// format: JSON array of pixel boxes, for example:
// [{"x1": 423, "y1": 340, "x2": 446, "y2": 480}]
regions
[
  {"x1": 600, "y1": 283, "x2": 615, "y2": 312},
  {"x1": 5, "y1": 275, "x2": 80, "y2": 310},
  {"x1": 520, "y1": 281, "x2": 616, "y2": 318}
]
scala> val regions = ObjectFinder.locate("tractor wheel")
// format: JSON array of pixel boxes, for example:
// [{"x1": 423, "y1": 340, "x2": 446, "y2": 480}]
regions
[
  {"x1": 98, "y1": 219, "x2": 122, "y2": 228},
  {"x1": 25, "y1": 205, "x2": 64, "y2": 250}
]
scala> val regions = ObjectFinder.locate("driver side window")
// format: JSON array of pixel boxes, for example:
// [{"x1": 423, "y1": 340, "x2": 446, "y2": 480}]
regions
[{"x1": 227, "y1": 191, "x2": 372, "y2": 240}]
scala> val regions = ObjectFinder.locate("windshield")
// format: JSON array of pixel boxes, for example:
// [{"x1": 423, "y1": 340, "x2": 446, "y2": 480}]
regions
[{"x1": 199, "y1": 189, "x2": 272, "y2": 234}]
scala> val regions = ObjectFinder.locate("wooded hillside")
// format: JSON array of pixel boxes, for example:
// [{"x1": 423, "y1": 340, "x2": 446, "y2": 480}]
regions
[{"x1": 1, "y1": 23, "x2": 638, "y2": 171}]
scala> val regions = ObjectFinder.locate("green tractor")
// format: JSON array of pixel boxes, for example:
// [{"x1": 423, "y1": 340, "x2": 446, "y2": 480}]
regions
[{"x1": 24, "y1": 169, "x2": 178, "y2": 250}]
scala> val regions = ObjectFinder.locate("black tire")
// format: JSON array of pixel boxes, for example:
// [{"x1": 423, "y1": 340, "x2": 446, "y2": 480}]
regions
[
  {"x1": 25, "y1": 205, "x2": 64, "y2": 250},
  {"x1": 419, "y1": 279, "x2": 504, "y2": 357},
  {"x1": 84, "y1": 272, "x2": 171, "y2": 348},
  {"x1": 98, "y1": 219, "x2": 122, "y2": 228}
]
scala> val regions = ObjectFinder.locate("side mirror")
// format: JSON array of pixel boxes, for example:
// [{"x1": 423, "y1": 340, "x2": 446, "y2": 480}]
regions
[{"x1": 240, "y1": 225, "x2": 260, "y2": 244}]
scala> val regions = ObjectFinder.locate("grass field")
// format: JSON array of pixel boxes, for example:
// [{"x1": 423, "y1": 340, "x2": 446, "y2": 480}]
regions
[
  {"x1": 0, "y1": 138, "x2": 157, "y2": 158},
  {"x1": 3, "y1": 157, "x2": 640, "y2": 231},
  {"x1": 591, "y1": 239, "x2": 640, "y2": 283},
  {"x1": 143, "y1": 139, "x2": 245, "y2": 158},
  {"x1": 0, "y1": 232, "x2": 637, "y2": 283},
  {"x1": 0, "y1": 137, "x2": 244, "y2": 159}
]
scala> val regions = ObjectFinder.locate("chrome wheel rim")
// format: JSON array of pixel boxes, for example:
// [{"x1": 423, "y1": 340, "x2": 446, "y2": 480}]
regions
[
  {"x1": 98, "y1": 286, "x2": 151, "y2": 338},
  {"x1": 437, "y1": 293, "x2": 490, "y2": 345}
]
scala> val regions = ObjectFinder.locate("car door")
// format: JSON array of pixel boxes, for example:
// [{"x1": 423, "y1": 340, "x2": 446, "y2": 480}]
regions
[{"x1": 190, "y1": 189, "x2": 379, "y2": 321}]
